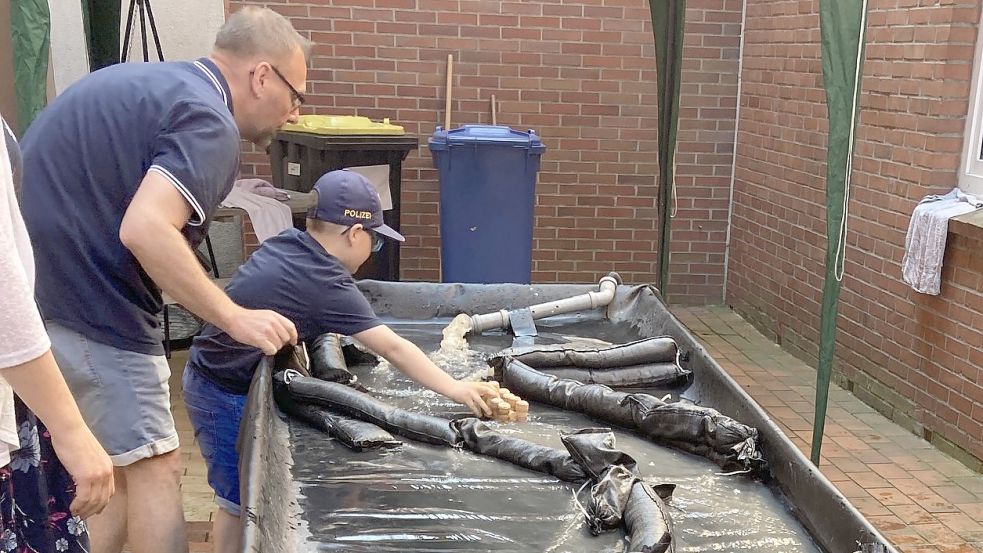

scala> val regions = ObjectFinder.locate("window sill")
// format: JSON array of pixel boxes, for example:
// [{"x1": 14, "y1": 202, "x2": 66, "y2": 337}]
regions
[{"x1": 949, "y1": 208, "x2": 983, "y2": 241}]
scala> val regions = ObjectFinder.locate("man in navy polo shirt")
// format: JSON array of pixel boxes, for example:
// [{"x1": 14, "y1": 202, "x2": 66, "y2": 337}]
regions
[
  {"x1": 184, "y1": 170, "x2": 496, "y2": 553},
  {"x1": 19, "y1": 7, "x2": 309, "y2": 553}
]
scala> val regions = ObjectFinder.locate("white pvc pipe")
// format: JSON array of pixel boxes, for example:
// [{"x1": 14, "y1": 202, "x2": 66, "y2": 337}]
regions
[{"x1": 469, "y1": 273, "x2": 621, "y2": 334}]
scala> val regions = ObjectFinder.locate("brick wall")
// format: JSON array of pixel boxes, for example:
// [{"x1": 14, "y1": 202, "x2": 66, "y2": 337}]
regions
[
  {"x1": 230, "y1": 0, "x2": 740, "y2": 303},
  {"x1": 670, "y1": 0, "x2": 742, "y2": 304},
  {"x1": 727, "y1": 0, "x2": 983, "y2": 464}
]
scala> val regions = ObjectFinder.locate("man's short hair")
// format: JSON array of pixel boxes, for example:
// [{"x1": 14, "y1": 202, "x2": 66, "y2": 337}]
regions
[{"x1": 215, "y1": 7, "x2": 313, "y2": 64}]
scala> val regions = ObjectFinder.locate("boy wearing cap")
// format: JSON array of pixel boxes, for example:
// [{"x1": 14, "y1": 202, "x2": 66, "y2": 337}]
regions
[{"x1": 183, "y1": 169, "x2": 495, "y2": 553}]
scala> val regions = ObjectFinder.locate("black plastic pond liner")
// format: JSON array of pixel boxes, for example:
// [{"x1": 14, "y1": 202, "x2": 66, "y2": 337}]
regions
[
  {"x1": 271, "y1": 369, "x2": 677, "y2": 552},
  {"x1": 308, "y1": 333, "x2": 359, "y2": 385},
  {"x1": 272, "y1": 370, "x2": 462, "y2": 447},
  {"x1": 242, "y1": 282, "x2": 899, "y2": 553},
  {"x1": 495, "y1": 358, "x2": 763, "y2": 472},
  {"x1": 278, "y1": 399, "x2": 402, "y2": 451}
]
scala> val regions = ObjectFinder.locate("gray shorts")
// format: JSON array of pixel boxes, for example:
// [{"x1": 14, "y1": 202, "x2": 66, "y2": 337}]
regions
[{"x1": 47, "y1": 322, "x2": 178, "y2": 466}]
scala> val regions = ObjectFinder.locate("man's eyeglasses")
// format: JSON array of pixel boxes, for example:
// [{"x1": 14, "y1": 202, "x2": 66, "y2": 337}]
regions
[
  {"x1": 344, "y1": 226, "x2": 385, "y2": 253},
  {"x1": 269, "y1": 64, "x2": 305, "y2": 109}
]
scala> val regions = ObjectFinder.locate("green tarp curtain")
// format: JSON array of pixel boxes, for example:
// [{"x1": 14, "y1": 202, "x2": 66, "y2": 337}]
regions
[
  {"x1": 813, "y1": 1, "x2": 869, "y2": 465},
  {"x1": 649, "y1": 0, "x2": 685, "y2": 294},
  {"x1": 10, "y1": 0, "x2": 50, "y2": 133}
]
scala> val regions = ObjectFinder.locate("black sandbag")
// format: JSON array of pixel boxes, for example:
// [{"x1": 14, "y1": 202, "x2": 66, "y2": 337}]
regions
[
  {"x1": 495, "y1": 337, "x2": 679, "y2": 369},
  {"x1": 539, "y1": 363, "x2": 690, "y2": 389},
  {"x1": 451, "y1": 418, "x2": 587, "y2": 482},
  {"x1": 281, "y1": 401, "x2": 401, "y2": 451},
  {"x1": 272, "y1": 370, "x2": 462, "y2": 447},
  {"x1": 560, "y1": 430, "x2": 675, "y2": 546},
  {"x1": 585, "y1": 471, "x2": 677, "y2": 540},
  {"x1": 273, "y1": 345, "x2": 311, "y2": 378},
  {"x1": 624, "y1": 480, "x2": 675, "y2": 553},
  {"x1": 586, "y1": 465, "x2": 637, "y2": 535},
  {"x1": 494, "y1": 358, "x2": 638, "y2": 429},
  {"x1": 308, "y1": 333, "x2": 358, "y2": 385},
  {"x1": 499, "y1": 359, "x2": 762, "y2": 471},
  {"x1": 559, "y1": 428, "x2": 636, "y2": 479},
  {"x1": 491, "y1": 338, "x2": 690, "y2": 388},
  {"x1": 560, "y1": 430, "x2": 640, "y2": 535},
  {"x1": 340, "y1": 336, "x2": 379, "y2": 365},
  {"x1": 625, "y1": 394, "x2": 763, "y2": 472}
]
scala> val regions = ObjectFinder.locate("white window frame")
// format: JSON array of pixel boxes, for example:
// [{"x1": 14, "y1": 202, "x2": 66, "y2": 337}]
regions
[{"x1": 958, "y1": 7, "x2": 983, "y2": 196}]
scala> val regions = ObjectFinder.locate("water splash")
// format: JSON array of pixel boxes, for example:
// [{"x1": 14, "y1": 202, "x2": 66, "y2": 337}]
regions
[
  {"x1": 439, "y1": 314, "x2": 473, "y2": 353},
  {"x1": 367, "y1": 314, "x2": 487, "y2": 404},
  {"x1": 429, "y1": 314, "x2": 486, "y2": 378}
]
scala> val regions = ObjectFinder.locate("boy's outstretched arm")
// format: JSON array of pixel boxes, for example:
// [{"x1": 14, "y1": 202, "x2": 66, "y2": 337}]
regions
[{"x1": 353, "y1": 325, "x2": 496, "y2": 417}]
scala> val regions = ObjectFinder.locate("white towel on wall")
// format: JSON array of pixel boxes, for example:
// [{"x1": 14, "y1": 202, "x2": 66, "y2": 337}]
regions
[
  {"x1": 901, "y1": 188, "x2": 983, "y2": 295},
  {"x1": 220, "y1": 184, "x2": 292, "y2": 243}
]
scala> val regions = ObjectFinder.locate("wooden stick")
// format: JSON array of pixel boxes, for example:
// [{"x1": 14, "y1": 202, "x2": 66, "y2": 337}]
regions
[
  {"x1": 491, "y1": 94, "x2": 497, "y2": 125},
  {"x1": 444, "y1": 54, "x2": 454, "y2": 130}
]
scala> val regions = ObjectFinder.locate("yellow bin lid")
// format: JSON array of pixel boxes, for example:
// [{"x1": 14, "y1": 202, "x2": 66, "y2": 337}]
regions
[{"x1": 281, "y1": 115, "x2": 405, "y2": 135}]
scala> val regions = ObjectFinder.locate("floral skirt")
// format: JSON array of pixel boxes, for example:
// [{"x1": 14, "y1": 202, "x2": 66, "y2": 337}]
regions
[{"x1": 0, "y1": 397, "x2": 89, "y2": 553}]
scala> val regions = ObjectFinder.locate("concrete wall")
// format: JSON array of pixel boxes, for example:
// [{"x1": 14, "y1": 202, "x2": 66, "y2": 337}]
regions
[
  {"x1": 49, "y1": 0, "x2": 88, "y2": 95},
  {"x1": 48, "y1": 0, "x2": 225, "y2": 94},
  {"x1": 119, "y1": 0, "x2": 225, "y2": 63}
]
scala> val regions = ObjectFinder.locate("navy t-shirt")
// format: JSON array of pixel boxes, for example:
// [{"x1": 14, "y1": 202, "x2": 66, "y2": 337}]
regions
[
  {"x1": 187, "y1": 229, "x2": 383, "y2": 395},
  {"x1": 19, "y1": 59, "x2": 239, "y2": 355}
]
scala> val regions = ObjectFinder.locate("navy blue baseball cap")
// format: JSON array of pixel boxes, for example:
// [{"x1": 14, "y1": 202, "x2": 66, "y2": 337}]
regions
[{"x1": 308, "y1": 170, "x2": 404, "y2": 242}]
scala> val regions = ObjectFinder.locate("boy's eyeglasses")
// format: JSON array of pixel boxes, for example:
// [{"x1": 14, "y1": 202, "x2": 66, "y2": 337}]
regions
[
  {"x1": 365, "y1": 228, "x2": 385, "y2": 252},
  {"x1": 343, "y1": 226, "x2": 385, "y2": 252}
]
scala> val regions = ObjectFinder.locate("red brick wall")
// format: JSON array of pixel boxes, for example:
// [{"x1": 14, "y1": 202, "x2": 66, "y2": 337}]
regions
[
  {"x1": 671, "y1": 0, "x2": 742, "y2": 304},
  {"x1": 230, "y1": 0, "x2": 740, "y2": 303},
  {"x1": 727, "y1": 0, "x2": 983, "y2": 463}
]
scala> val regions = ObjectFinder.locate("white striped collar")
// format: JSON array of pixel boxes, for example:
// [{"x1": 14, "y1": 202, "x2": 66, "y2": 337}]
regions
[{"x1": 193, "y1": 59, "x2": 233, "y2": 113}]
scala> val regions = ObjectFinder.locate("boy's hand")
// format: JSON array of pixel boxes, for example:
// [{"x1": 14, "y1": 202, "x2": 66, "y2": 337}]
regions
[{"x1": 446, "y1": 381, "x2": 496, "y2": 417}]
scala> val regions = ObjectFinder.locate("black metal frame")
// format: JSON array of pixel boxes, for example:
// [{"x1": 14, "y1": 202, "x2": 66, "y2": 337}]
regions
[{"x1": 121, "y1": 0, "x2": 163, "y2": 64}]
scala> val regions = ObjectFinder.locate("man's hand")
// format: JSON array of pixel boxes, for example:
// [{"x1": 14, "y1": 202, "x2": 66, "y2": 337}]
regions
[
  {"x1": 49, "y1": 425, "x2": 114, "y2": 519},
  {"x1": 444, "y1": 381, "x2": 497, "y2": 417},
  {"x1": 223, "y1": 307, "x2": 298, "y2": 355}
]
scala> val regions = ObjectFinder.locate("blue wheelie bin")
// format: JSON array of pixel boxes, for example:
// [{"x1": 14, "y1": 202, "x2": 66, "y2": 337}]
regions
[{"x1": 429, "y1": 125, "x2": 546, "y2": 284}]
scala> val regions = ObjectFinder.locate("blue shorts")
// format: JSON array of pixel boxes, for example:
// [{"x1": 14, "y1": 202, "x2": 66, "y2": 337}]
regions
[{"x1": 182, "y1": 366, "x2": 246, "y2": 516}]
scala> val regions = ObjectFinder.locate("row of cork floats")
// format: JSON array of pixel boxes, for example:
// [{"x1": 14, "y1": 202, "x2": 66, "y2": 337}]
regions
[{"x1": 481, "y1": 380, "x2": 529, "y2": 422}]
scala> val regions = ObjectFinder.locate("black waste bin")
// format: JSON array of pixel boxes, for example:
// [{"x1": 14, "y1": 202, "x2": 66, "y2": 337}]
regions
[{"x1": 269, "y1": 117, "x2": 418, "y2": 281}]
